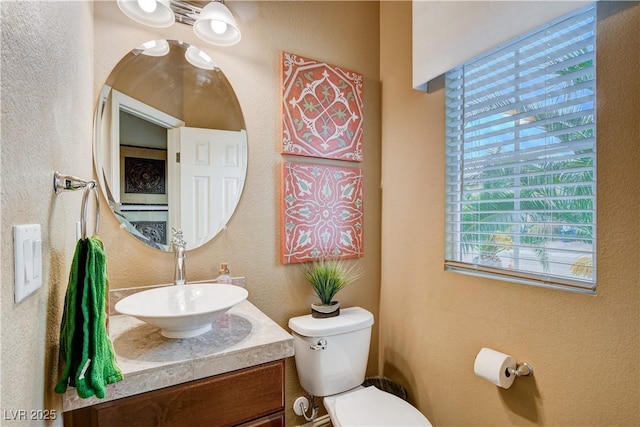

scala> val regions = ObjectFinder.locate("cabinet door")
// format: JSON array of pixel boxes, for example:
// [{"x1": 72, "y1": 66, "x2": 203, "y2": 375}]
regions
[{"x1": 65, "y1": 360, "x2": 284, "y2": 427}]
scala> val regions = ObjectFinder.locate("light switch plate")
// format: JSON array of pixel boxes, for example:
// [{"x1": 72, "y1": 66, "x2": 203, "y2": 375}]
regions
[{"x1": 14, "y1": 224, "x2": 42, "y2": 303}]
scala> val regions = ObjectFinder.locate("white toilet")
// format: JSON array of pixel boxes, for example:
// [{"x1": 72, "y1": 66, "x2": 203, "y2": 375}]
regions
[{"x1": 289, "y1": 307, "x2": 432, "y2": 426}]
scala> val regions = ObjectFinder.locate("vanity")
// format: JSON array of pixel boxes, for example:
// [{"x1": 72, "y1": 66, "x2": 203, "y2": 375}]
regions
[
  {"x1": 62, "y1": 289, "x2": 294, "y2": 427},
  {"x1": 72, "y1": 17, "x2": 292, "y2": 425}
]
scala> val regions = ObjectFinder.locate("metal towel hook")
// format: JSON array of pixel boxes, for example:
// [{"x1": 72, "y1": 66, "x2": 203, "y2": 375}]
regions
[
  {"x1": 54, "y1": 171, "x2": 100, "y2": 239},
  {"x1": 81, "y1": 182, "x2": 100, "y2": 239},
  {"x1": 54, "y1": 171, "x2": 90, "y2": 194}
]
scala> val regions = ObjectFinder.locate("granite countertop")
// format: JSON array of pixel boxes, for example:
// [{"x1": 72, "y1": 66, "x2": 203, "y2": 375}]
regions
[{"x1": 62, "y1": 294, "x2": 294, "y2": 412}]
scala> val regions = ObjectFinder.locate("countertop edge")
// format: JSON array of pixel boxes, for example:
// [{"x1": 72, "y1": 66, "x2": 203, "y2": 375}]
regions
[{"x1": 62, "y1": 300, "x2": 294, "y2": 412}]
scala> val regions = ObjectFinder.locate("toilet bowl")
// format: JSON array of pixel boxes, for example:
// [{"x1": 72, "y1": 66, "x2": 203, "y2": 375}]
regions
[
  {"x1": 289, "y1": 307, "x2": 432, "y2": 426},
  {"x1": 324, "y1": 385, "x2": 431, "y2": 427}
]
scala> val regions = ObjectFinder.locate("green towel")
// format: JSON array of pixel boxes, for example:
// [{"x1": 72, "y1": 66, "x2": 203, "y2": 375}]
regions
[{"x1": 55, "y1": 236, "x2": 123, "y2": 399}]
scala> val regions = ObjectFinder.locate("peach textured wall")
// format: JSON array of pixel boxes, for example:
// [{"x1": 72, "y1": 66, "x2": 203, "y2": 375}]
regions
[
  {"x1": 94, "y1": 1, "x2": 381, "y2": 426},
  {"x1": 1, "y1": 2, "x2": 94, "y2": 426},
  {"x1": 380, "y1": 1, "x2": 639, "y2": 426}
]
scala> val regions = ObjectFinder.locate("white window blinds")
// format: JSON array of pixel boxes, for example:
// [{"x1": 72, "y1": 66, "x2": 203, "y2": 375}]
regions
[{"x1": 444, "y1": 5, "x2": 596, "y2": 293}]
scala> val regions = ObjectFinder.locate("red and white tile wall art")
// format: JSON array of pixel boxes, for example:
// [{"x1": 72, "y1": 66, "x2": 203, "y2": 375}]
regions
[
  {"x1": 281, "y1": 162, "x2": 364, "y2": 264},
  {"x1": 281, "y1": 51, "x2": 364, "y2": 162}
]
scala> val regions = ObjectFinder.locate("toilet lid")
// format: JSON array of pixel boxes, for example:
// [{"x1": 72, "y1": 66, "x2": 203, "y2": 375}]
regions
[{"x1": 334, "y1": 386, "x2": 432, "y2": 427}]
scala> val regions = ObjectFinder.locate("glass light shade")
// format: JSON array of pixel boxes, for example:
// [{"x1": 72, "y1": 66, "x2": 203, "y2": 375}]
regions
[
  {"x1": 185, "y1": 46, "x2": 218, "y2": 70},
  {"x1": 136, "y1": 39, "x2": 171, "y2": 57},
  {"x1": 193, "y1": 1, "x2": 241, "y2": 46},
  {"x1": 116, "y1": 0, "x2": 175, "y2": 28}
]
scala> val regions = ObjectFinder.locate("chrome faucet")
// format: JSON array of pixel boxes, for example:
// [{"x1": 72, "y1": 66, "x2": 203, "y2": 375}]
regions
[{"x1": 171, "y1": 228, "x2": 187, "y2": 285}]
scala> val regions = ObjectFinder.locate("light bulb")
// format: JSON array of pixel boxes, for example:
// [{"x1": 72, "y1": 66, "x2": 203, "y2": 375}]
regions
[
  {"x1": 137, "y1": 0, "x2": 157, "y2": 14},
  {"x1": 210, "y1": 19, "x2": 228, "y2": 35}
]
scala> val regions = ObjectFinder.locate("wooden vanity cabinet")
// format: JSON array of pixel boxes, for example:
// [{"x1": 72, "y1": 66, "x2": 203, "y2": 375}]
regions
[{"x1": 64, "y1": 360, "x2": 285, "y2": 427}]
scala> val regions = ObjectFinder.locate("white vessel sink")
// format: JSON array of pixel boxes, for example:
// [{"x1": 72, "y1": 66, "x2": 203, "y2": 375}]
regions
[{"x1": 114, "y1": 284, "x2": 248, "y2": 338}]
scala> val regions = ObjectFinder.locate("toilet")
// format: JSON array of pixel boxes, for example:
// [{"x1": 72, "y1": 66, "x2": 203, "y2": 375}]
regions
[{"x1": 289, "y1": 307, "x2": 432, "y2": 426}]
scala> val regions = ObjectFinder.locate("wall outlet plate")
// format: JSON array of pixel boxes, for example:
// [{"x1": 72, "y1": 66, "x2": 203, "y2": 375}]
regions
[{"x1": 14, "y1": 224, "x2": 42, "y2": 303}]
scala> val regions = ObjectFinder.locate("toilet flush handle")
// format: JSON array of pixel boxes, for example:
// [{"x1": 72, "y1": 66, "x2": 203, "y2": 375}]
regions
[{"x1": 310, "y1": 339, "x2": 327, "y2": 350}]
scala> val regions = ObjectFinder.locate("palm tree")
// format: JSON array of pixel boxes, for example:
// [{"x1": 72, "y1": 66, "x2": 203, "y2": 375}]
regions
[{"x1": 459, "y1": 56, "x2": 595, "y2": 278}]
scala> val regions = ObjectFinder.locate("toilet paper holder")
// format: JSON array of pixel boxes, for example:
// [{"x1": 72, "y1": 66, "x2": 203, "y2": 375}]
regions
[
  {"x1": 507, "y1": 362, "x2": 534, "y2": 378},
  {"x1": 474, "y1": 347, "x2": 534, "y2": 389}
]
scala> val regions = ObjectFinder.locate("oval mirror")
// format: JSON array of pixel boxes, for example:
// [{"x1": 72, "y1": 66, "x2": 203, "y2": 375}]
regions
[{"x1": 94, "y1": 39, "x2": 247, "y2": 251}]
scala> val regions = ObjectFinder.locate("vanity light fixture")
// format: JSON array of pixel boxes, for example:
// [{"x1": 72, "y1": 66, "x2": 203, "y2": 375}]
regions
[
  {"x1": 192, "y1": 0, "x2": 241, "y2": 46},
  {"x1": 117, "y1": 0, "x2": 241, "y2": 47},
  {"x1": 133, "y1": 39, "x2": 219, "y2": 70}
]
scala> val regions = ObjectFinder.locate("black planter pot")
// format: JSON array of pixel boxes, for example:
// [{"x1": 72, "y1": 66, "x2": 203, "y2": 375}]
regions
[{"x1": 311, "y1": 301, "x2": 340, "y2": 318}]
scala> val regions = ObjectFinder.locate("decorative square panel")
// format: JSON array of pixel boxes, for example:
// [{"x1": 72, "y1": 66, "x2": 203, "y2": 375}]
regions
[
  {"x1": 281, "y1": 52, "x2": 364, "y2": 162},
  {"x1": 281, "y1": 162, "x2": 364, "y2": 264}
]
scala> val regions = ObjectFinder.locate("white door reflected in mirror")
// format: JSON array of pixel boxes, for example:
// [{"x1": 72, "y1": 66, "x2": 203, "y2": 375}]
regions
[{"x1": 168, "y1": 127, "x2": 247, "y2": 249}]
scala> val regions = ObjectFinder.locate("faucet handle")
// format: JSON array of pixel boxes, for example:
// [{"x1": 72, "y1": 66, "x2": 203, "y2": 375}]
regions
[{"x1": 171, "y1": 227, "x2": 186, "y2": 247}]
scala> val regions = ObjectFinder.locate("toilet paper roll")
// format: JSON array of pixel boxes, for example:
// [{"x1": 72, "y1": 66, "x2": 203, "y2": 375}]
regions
[{"x1": 474, "y1": 347, "x2": 517, "y2": 389}]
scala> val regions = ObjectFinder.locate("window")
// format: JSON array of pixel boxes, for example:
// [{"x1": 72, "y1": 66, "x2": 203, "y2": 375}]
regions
[{"x1": 444, "y1": 5, "x2": 596, "y2": 293}]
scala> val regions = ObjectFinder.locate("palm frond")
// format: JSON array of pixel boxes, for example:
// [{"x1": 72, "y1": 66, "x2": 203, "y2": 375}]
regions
[{"x1": 570, "y1": 256, "x2": 593, "y2": 278}]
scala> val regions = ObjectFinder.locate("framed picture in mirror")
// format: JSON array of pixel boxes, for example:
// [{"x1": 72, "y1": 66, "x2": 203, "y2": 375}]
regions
[{"x1": 119, "y1": 146, "x2": 168, "y2": 205}]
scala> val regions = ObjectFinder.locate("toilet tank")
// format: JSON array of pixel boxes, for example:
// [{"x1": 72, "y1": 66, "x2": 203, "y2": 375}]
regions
[{"x1": 288, "y1": 307, "x2": 374, "y2": 397}]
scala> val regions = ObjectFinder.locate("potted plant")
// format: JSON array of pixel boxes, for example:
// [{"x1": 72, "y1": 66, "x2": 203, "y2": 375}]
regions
[{"x1": 302, "y1": 258, "x2": 363, "y2": 318}]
